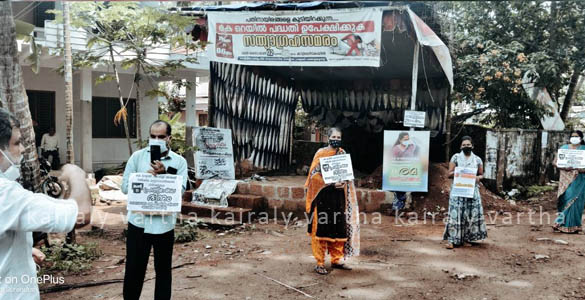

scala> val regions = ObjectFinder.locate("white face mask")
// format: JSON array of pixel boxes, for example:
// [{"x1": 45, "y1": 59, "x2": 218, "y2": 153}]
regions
[
  {"x1": 149, "y1": 138, "x2": 168, "y2": 153},
  {"x1": 570, "y1": 137, "x2": 582, "y2": 145},
  {"x1": 0, "y1": 150, "x2": 22, "y2": 181}
]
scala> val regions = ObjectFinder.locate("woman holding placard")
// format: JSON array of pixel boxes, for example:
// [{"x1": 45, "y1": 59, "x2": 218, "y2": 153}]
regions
[
  {"x1": 553, "y1": 130, "x2": 585, "y2": 233},
  {"x1": 305, "y1": 127, "x2": 360, "y2": 275},
  {"x1": 443, "y1": 136, "x2": 488, "y2": 249}
]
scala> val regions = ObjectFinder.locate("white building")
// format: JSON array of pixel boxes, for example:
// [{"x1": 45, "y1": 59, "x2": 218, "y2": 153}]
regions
[{"x1": 12, "y1": 2, "x2": 210, "y2": 171}]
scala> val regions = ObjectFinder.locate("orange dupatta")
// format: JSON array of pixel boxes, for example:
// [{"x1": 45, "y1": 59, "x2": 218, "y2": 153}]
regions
[{"x1": 304, "y1": 147, "x2": 360, "y2": 257}]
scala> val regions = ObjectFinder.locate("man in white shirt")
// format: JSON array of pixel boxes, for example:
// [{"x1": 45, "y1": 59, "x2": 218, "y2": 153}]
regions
[
  {"x1": 0, "y1": 108, "x2": 92, "y2": 300},
  {"x1": 40, "y1": 128, "x2": 60, "y2": 170}
]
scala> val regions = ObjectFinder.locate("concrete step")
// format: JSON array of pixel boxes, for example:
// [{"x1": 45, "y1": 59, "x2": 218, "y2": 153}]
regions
[
  {"x1": 227, "y1": 194, "x2": 265, "y2": 211},
  {"x1": 181, "y1": 202, "x2": 254, "y2": 223}
]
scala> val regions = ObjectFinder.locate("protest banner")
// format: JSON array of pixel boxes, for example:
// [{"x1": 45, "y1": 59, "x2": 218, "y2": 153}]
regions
[
  {"x1": 557, "y1": 148, "x2": 585, "y2": 169},
  {"x1": 127, "y1": 173, "x2": 183, "y2": 213},
  {"x1": 451, "y1": 167, "x2": 477, "y2": 198},
  {"x1": 382, "y1": 131, "x2": 430, "y2": 192},
  {"x1": 319, "y1": 154, "x2": 354, "y2": 184},
  {"x1": 193, "y1": 127, "x2": 235, "y2": 179},
  {"x1": 207, "y1": 8, "x2": 383, "y2": 67}
]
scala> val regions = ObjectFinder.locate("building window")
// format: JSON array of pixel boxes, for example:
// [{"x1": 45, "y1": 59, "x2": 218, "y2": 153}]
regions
[
  {"x1": 92, "y1": 97, "x2": 137, "y2": 138},
  {"x1": 198, "y1": 113, "x2": 208, "y2": 126},
  {"x1": 34, "y1": 2, "x2": 55, "y2": 28},
  {"x1": 27, "y1": 90, "x2": 56, "y2": 147}
]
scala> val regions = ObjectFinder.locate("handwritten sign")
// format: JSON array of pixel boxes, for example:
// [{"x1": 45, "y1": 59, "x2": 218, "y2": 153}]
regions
[
  {"x1": 451, "y1": 167, "x2": 477, "y2": 198},
  {"x1": 404, "y1": 110, "x2": 426, "y2": 128},
  {"x1": 127, "y1": 173, "x2": 183, "y2": 213},
  {"x1": 557, "y1": 149, "x2": 585, "y2": 169},
  {"x1": 194, "y1": 127, "x2": 235, "y2": 179},
  {"x1": 319, "y1": 154, "x2": 354, "y2": 184}
]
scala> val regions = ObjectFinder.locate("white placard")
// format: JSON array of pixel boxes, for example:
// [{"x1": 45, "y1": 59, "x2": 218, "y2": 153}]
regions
[
  {"x1": 403, "y1": 110, "x2": 426, "y2": 128},
  {"x1": 192, "y1": 179, "x2": 239, "y2": 207},
  {"x1": 194, "y1": 127, "x2": 235, "y2": 179},
  {"x1": 319, "y1": 154, "x2": 354, "y2": 184},
  {"x1": 451, "y1": 167, "x2": 477, "y2": 198},
  {"x1": 127, "y1": 173, "x2": 183, "y2": 213},
  {"x1": 557, "y1": 149, "x2": 585, "y2": 169}
]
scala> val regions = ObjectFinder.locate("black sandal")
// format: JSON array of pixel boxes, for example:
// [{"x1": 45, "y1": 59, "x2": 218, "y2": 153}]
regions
[
  {"x1": 315, "y1": 265, "x2": 328, "y2": 275},
  {"x1": 331, "y1": 263, "x2": 352, "y2": 270}
]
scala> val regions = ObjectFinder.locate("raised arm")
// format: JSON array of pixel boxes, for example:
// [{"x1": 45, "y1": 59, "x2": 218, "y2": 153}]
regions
[{"x1": 58, "y1": 164, "x2": 92, "y2": 228}]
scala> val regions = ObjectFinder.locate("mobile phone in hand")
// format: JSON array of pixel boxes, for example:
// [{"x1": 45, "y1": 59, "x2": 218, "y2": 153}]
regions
[
  {"x1": 167, "y1": 167, "x2": 178, "y2": 175},
  {"x1": 150, "y1": 145, "x2": 161, "y2": 163}
]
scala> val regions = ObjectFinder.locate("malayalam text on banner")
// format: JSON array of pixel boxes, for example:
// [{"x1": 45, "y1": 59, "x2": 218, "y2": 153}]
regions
[
  {"x1": 193, "y1": 127, "x2": 235, "y2": 179},
  {"x1": 207, "y1": 8, "x2": 383, "y2": 67},
  {"x1": 382, "y1": 131, "x2": 430, "y2": 192},
  {"x1": 557, "y1": 149, "x2": 585, "y2": 169},
  {"x1": 319, "y1": 154, "x2": 355, "y2": 184},
  {"x1": 451, "y1": 167, "x2": 477, "y2": 198},
  {"x1": 127, "y1": 173, "x2": 183, "y2": 213}
]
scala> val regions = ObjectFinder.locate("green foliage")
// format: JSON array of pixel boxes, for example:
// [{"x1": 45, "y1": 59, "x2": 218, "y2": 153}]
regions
[
  {"x1": 39, "y1": 242, "x2": 102, "y2": 274},
  {"x1": 135, "y1": 112, "x2": 197, "y2": 156},
  {"x1": 155, "y1": 80, "x2": 194, "y2": 115},
  {"x1": 174, "y1": 220, "x2": 203, "y2": 243},
  {"x1": 436, "y1": 1, "x2": 585, "y2": 128},
  {"x1": 525, "y1": 184, "x2": 556, "y2": 198}
]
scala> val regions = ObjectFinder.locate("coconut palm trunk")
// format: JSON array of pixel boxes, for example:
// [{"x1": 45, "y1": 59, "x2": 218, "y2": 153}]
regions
[
  {"x1": 0, "y1": 0, "x2": 42, "y2": 192},
  {"x1": 63, "y1": 2, "x2": 74, "y2": 164},
  {"x1": 62, "y1": 1, "x2": 77, "y2": 245}
]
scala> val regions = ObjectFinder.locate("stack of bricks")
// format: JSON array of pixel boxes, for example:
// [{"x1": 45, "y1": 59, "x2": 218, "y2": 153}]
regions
[{"x1": 236, "y1": 181, "x2": 394, "y2": 213}]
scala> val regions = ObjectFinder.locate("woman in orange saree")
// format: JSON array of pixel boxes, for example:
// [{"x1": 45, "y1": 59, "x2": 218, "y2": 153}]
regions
[{"x1": 305, "y1": 128, "x2": 360, "y2": 275}]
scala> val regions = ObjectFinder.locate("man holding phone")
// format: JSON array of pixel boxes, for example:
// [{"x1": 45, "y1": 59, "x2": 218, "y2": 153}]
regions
[{"x1": 121, "y1": 120, "x2": 187, "y2": 300}]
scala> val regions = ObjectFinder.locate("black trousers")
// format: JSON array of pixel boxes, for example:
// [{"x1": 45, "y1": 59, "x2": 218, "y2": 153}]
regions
[
  {"x1": 42, "y1": 149, "x2": 60, "y2": 170},
  {"x1": 123, "y1": 223, "x2": 174, "y2": 300}
]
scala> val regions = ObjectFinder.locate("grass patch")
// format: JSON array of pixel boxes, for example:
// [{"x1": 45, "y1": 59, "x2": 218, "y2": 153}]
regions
[
  {"x1": 40, "y1": 242, "x2": 102, "y2": 275},
  {"x1": 526, "y1": 184, "x2": 557, "y2": 198}
]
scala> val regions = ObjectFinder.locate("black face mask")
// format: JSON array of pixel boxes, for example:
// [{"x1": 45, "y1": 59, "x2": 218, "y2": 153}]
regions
[
  {"x1": 462, "y1": 147, "x2": 473, "y2": 154},
  {"x1": 329, "y1": 139, "x2": 342, "y2": 148}
]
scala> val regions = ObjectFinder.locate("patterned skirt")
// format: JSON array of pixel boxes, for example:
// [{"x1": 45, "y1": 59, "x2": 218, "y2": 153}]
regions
[{"x1": 443, "y1": 188, "x2": 488, "y2": 245}]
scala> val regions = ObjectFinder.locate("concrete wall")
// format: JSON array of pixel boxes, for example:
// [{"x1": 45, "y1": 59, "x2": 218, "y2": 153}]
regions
[
  {"x1": 483, "y1": 129, "x2": 571, "y2": 192},
  {"x1": 21, "y1": 67, "x2": 159, "y2": 171}
]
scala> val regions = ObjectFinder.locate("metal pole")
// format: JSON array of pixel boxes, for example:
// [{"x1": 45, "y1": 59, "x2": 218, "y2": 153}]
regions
[{"x1": 410, "y1": 41, "x2": 420, "y2": 132}]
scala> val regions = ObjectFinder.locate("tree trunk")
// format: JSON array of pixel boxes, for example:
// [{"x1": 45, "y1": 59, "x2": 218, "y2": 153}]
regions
[
  {"x1": 63, "y1": 2, "x2": 74, "y2": 164},
  {"x1": 108, "y1": 45, "x2": 133, "y2": 156},
  {"x1": 62, "y1": 2, "x2": 76, "y2": 245},
  {"x1": 0, "y1": 0, "x2": 42, "y2": 192},
  {"x1": 134, "y1": 64, "x2": 142, "y2": 145},
  {"x1": 560, "y1": 68, "x2": 583, "y2": 122}
]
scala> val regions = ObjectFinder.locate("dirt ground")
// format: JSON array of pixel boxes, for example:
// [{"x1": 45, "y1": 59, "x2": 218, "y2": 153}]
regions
[{"x1": 37, "y1": 192, "x2": 585, "y2": 300}]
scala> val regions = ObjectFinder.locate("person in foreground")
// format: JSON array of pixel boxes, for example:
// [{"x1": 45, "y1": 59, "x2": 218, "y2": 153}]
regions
[
  {"x1": 121, "y1": 120, "x2": 187, "y2": 300},
  {"x1": 0, "y1": 108, "x2": 92, "y2": 300},
  {"x1": 305, "y1": 127, "x2": 360, "y2": 275},
  {"x1": 443, "y1": 136, "x2": 488, "y2": 249},
  {"x1": 553, "y1": 130, "x2": 585, "y2": 233}
]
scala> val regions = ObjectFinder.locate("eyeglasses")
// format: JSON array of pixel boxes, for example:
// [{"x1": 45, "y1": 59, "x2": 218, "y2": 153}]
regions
[{"x1": 150, "y1": 134, "x2": 167, "y2": 139}]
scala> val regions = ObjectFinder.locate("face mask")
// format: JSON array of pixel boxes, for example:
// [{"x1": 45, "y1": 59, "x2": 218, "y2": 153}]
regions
[
  {"x1": 401, "y1": 140, "x2": 411, "y2": 146},
  {"x1": 329, "y1": 139, "x2": 342, "y2": 149},
  {"x1": 570, "y1": 137, "x2": 581, "y2": 145},
  {"x1": 149, "y1": 138, "x2": 168, "y2": 153},
  {"x1": 0, "y1": 150, "x2": 22, "y2": 181},
  {"x1": 462, "y1": 147, "x2": 473, "y2": 154}
]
